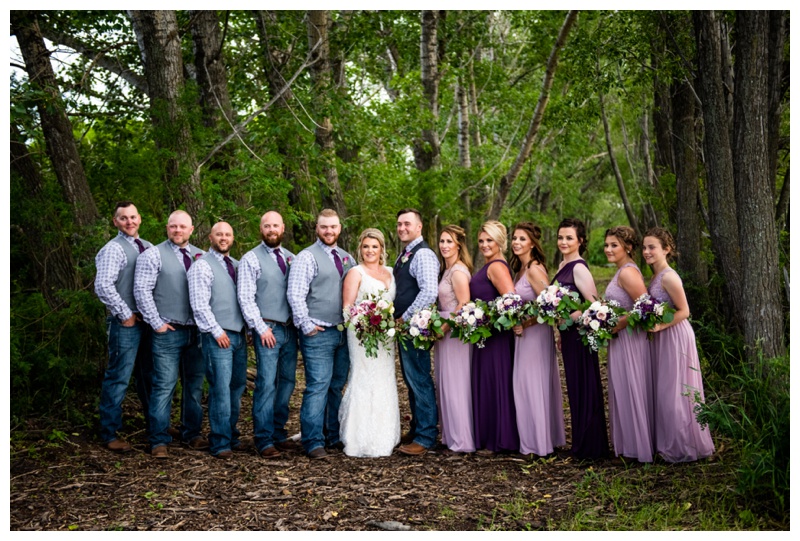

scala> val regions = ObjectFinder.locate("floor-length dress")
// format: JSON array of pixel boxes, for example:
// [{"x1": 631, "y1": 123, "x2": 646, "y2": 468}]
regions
[
  {"x1": 649, "y1": 268, "x2": 714, "y2": 463},
  {"x1": 338, "y1": 266, "x2": 401, "y2": 457},
  {"x1": 513, "y1": 273, "x2": 565, "y2": 456},
  {"x1": 470, "y1": 259, "x2": 519, "y2": 452},
  {"x1": 553, "y1": 259, "x2": 609, "y2": 460},
  {"x1": 605, "y1": 263, "x2": 654, "y2": 462},
  {"x1": 434, "y1": 263, "x2": 475, "y2": 452}
]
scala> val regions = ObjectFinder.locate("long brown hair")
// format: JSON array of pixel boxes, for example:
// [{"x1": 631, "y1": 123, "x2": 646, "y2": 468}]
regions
[
  {"x1": 509, "y1": 222, "x2": 547, "y2": 274},
  {"x1": 438, "y1": 224, "x2": 473, "y2": 275}
]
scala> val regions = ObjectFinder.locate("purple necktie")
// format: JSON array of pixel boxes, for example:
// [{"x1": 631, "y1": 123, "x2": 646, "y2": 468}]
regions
[
  {"x1": 274, "y1": 248, "x2": 287, "y2": 275},
  {"x1": 224, "y1": 256, "x2": 236, "y2": 284},
  {"x1": 332, "y1": 249, "x2": 344, "y2": 277},
  {"x1": 180, "y1": 248, "x2": 192, "y2": 271},
  {"x1": 134, "y1": 239, "x2": 145, "y2": 254}
]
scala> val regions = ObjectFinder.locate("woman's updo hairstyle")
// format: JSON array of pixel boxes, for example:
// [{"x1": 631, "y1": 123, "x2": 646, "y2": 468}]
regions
[{"x1": 557, "y1": 217, "x2": 588, "y2": 255}]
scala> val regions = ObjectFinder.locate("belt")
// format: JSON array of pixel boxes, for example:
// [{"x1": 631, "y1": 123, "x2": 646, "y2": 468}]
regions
[
  {"x1": 263, "y1": 318, "x2": 292, "y2": 327},
  {"x1": 169, "y1": 323, "x2": 196, "y2": 330}
]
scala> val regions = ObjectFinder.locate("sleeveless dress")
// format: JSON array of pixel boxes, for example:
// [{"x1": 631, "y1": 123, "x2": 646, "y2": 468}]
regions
[
  {"x1": 513, "y1": 271, "x2": 566, "y2": 456},
  {"x1": 553, "y1": 259, "x2": 609, "y2": 460},
  {"x1": 648, "y1": 268, "x2": 715, "y2": 463},
  {"x1": 469, "y1": 259, "x2": 519, "y2": 452},
  {"x1": 605, "y1": 263, "x2": 654, "y2": 462},
  {"x1": 434, "y1": 263, "x2": 475, "y2": 452},
  {"x1": 338, "y1": 266, "x2": 401, "y2": 457}
]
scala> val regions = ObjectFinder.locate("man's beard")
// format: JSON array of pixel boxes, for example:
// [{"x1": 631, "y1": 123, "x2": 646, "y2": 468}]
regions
[
  {"x1": 317, "y1": 231, "x2": 339, "y2": 246},
  {"x1": 262, "y1": 231, "x2": 284, "y2": 248},
  {"x1": 211, "y1": 242, "x2": 230, "y2": 255}
]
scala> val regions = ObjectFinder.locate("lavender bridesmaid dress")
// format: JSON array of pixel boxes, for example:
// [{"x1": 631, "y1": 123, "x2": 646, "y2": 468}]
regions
[
  {"x1": 469, "y1": 259, "x2": 519, "y2": 452},
  {"x1": 434, "y1": 263, "x2": 475, "y2": 452},
  {"x1": 513, "y1": 272, "x2": 566, "y2": 456},
  {"x1": 553, "y1": 259, "x2": 609, "y2": 460},
  {"x1": 648, "y1": 268, "x2": 714, "y2": 462},
  {"x1": 605, "y1": 263, "x2": 654, "y2": 462}
]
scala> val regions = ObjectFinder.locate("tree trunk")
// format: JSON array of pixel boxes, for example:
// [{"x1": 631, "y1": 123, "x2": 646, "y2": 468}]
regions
[
  {"x1": 11, "y1": 11, "x2": 100, "y2": 230},
  {"x1": 128, "y1": 10, "x2": 204, "y2": 227},
  {"x1": 10, "y1": 124, "x2": 80, "y2": 305},
  {"x1": 671, "y1": 80, "x2": 707, "y2": 286},
  {"x1": 413, "y1": 10, "x2": 442, "y2": 173},
  {"x1": 693, "y1": 10, "x2": 744, "y2": 327},
  {"x1": 306, "y1": 10, "x2": 348, "y2": 246},
  {"x1": 775, "y1": 165, "x2": 789, "y2": 230},
  {"x1": 189, "y1": 10, "x2": 235, "y2": 134},
  {"x1": 732, "y1": 11, "x2": 785, "y2": 359},
  {"x1": 766, "y1": 11, "x2": 787, "y2": 199},
  {"x1": 488, "y1": 10, "x2": 578, "y2": 221}
]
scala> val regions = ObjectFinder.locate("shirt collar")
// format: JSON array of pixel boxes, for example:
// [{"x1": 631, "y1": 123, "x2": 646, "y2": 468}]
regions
[
  {"x1": 315, "y1": 238, "x2": 337, "y2": 254},
  {"x1": 207, "y1": 247, "x2": 227, "y2": 262},
  {"x1": 404, "y1": 236, "x2": 423, "y2": 253}
]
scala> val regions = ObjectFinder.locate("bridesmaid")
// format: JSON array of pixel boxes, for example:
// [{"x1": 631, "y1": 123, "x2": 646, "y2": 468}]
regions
[
  {"x1": 603, "y1": 226, "x2": 654, "y2": 463},
  {"x1": 509, "y1": 222, "x2": 566, "y2": 458},
  {"x1": 643, "y1": 227, "x2": 715, "y2": 463},
  {"x1": 434, "y1": 225, "x2": 475, "y2": 455},
  {"x1": 553, "y1": 218, "x2": 609, "y2": 461},
  {"x1": 470, "y1": 221, "x2": 520, "y2": 455}
]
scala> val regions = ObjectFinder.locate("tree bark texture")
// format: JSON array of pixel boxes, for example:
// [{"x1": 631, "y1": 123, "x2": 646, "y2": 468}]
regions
[
  {"x1": 10, "y1": 124, "x2": 80, "y2": 305},
  {"x1": 413, "y1": 10, "x2": 442, "y2": 173},
  {"x1": 488, "y1": 10, "x2": 578, "y2": 221},
  {"x1": 12, "y1": 12, "x2": 100, "y2": 230},
  {"x1": 189, "y1": 10, "x2": 235, "y2": 133},
  {"x1": 732, "y1": 11, "x2": 785, "y2": 358},
  {"x1": 128, "y1": 10, "x2": 204, "y2": 224},
  {"x1": 671, "y1": 80, "x2": 707, "y2": 285},
  {"x1": 693, "y1": 10, "x2": 744, "y2": 326},
  {"x1": 766, "y1": 10, "x2": 787, "y2": 199}
]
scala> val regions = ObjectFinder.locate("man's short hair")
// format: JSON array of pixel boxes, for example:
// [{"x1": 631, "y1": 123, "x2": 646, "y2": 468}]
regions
[
  {"x1": 396, "y1": 208, "x2": 422, "y2": 222},
  {"x1": 115, "y1": 201, "x2": 136, "y2": 213},
  {"x1": 317, "y1": 208, "x2": 339, "y2": 221}
]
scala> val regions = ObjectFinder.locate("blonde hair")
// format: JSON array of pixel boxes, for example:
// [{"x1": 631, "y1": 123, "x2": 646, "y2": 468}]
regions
[
  {"x1": 356, "y1": 228, "x2": 386, "y2": 265},
  {"x1": 480, "y1": 220, "x2": 508, "y2": 253},
  {"x1": 317, "y1": 208, "x2": 339, "y2": 222}
]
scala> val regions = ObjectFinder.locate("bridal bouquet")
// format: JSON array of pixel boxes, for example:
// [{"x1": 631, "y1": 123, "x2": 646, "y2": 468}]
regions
[
  {"x1": 449, "y1": 300, "x2": 493, "y2": 348},
  {"x1": 626, "y1": 293, "x2": 675, "y2": 340},
  {"x1": 401, "y1": 304, "x2": 446, "y2": 350},
  {"x1": 341, "y1": 291, "x2": 396, "y2": 358},
  {"x1": 488, "y1": 293, "x2": 527, "y2": 331},
  {"x1": 577, "y1": 298, "x2": 625, "y2": 352},
  {"x1": 534, "y1": 282, "x2": 581, "y2": 330}
]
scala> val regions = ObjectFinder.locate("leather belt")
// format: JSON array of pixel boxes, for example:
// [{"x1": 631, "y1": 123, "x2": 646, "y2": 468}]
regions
[
  {"x1": 170, "y1": 323, "x2": 196, "y2": 330},
  {"x1": 263, "y1": 318, "x2": 292, "y2": 326}
]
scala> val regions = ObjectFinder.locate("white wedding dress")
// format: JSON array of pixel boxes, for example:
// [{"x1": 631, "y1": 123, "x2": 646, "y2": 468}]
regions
[{"x1": 338, "y1": 265, "x2": 401, "y2": 457}]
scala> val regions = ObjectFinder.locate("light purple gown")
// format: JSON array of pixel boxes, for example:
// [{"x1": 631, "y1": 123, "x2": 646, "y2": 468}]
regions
[
  {"x1": 513, "y1": 272, "x2": 565, "y2": 456},
  {"x1": 605, "y1": 263, "x2": 654, "y2": 462},
  {"x1": 434, "y1": 263, "x2": 475, "y2": 452},
  {"x1": 649, "y1": 268, "x2": 715, "y2": 462}
]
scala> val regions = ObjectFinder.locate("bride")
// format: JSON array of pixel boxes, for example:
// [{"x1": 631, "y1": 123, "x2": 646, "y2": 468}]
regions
[{"x1": 338, "y1": 228, "x2": 401, "y2": 457}]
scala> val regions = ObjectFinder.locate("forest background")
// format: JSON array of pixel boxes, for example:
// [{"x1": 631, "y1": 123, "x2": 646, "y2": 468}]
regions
[{"x1": 6, "y1": 9, "x2": 791, "y2": 529}]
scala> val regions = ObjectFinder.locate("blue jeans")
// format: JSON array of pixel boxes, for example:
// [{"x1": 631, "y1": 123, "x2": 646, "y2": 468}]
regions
[
  {"x1": 99, "y1": 316, "x2": 153, "y2": 443},
  {"x1": 251, "y1": 323, "x2": 298, "y2": 453},
  {"x1": 148, "y1": 326, "x2": 205, "y2": 449},
  {"x1": 203, "y1": 330, "x2": 248, "y2": 456},
  {"x1": 398, "y1": 337, "x2": 438, "y2": 448},
  {"x1": 298, "y1": 327, "x2": 350, "y2": 453}
]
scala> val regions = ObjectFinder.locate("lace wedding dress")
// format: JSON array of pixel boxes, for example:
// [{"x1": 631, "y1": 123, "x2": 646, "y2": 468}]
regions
[{"x1": 338, "y1": 265, "x2": 401, "y2": 457}]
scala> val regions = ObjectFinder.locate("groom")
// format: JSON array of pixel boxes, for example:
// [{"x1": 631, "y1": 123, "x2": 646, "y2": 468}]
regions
[
  {"x1": 394, "y1": 208, "x2": 440, "y2": 456},
  {"x1": 287, "y1": 208, "x2": 354, "y2": 459}
]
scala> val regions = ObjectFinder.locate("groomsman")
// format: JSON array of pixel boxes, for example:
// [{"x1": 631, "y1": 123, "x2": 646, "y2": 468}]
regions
[
  {"x1": 188, "y1": 222, "x2": 247, "y2": 460},
  {"x1": 95, "y1": 201, "x2": 153, "y2": 452},
  {"x1": 134, "y1": 210, "x2": 208, "y2": 459},
  {"x1": 238, "y1": 211, "x2": 299, "y2": 459},
  {"x1": 287, "y1": 209, "x2": 354, "y2": 459},
  {"x1": 394, "y1": 208, "x2": 440, "y2": 456}
]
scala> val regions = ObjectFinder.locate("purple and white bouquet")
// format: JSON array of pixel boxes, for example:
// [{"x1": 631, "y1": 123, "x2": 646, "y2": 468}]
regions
[
  {"x1": 577, "y1": 298, "x2": 625, "y2": 352},
  {"x1": 626, "y1": 293, "x2": 675, "y2": 340},
  {"x1": 449, "y1": 300, "x2": 493, "y2": 348},
  {"x1": 401, "y1": 304, "x2": 446, "y2": 350},
  {"x1": 534, "y1": 282, "x2": 581, "y2": 330},
  {"x1": 488, "y1": 293, "x2": 527, "y2": 331},
  {"x1": 340, "y1": 291, "x2": 396, "y2": 358}
]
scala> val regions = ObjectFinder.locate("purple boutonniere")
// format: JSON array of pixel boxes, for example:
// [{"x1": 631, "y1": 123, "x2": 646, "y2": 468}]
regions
[
  {"x1": 194, "y1": 253, "x2": 202, "y2": 260},
  {"x1": 286, "y1": 256, "x2": 293, "y2": 266},
  {"x1": 343, "y1": 256, "x2": 351, "y2": 267}
]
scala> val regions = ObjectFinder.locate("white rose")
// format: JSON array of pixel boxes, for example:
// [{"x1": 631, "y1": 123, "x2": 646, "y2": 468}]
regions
[
  {"x1": 377, "y1": 299, "x2": 389, "y2": 310},
  {"x1": 474, "y1": 308, "x2": 484, "y2": 319},
  {"x1": 589, "y1": 320, "x2": 601, "y2": 331},
  {"x1": 421, "y1": 309, "x2": 432, "y2": 319},
  {"x1": 467, "y1": 315, "x2": 477, "y2": 325},
  {"x1": 387, "y1": 328, "x2": 396, "y2": 337},
  {"x1": 409, "y1": 326, "x2": 420, "y2": 337},
  {"x1": 596, "y1": 311, "x2": 607, "y2": 321},
  {"x1": 655, "y1": 305, "x2": 664, "y2": 316}
]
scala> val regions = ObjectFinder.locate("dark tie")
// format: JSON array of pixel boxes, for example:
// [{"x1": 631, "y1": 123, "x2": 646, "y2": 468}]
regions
[
  {"x1": 332, "y1": 249, "x2": 344, "y2": 277},
  {"x1": 134, "y1": 239, "x2": 145, "y2": 254},
  {"x1": 180, "y1": 248, "x2": 192, "y2": 271},
  {"x1": 274, "y1": 248, "x2": 287, "y2": 275},
  {"x1": 224, "y1": 256, "x2": 236, "y2": 284}
]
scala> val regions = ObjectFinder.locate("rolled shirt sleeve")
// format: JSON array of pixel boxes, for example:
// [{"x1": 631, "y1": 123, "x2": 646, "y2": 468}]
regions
[
  {"x1": 403, "y1": 247, "x2": 440, "y2": 320},
  {"x1": 188, "y1": 258, "x2": 224, "y2": 339},
  {"x1": 94, "y1": 240, "x2": 132, "y2": 321},
  {"x1": 133, "y1": 246, "x2": 166, "y2": 331},
  {"x1": 237, "y1": 251, "x2": 270, "y2": 336},
  {"x1": 286, "y1": 250, "x2": 318, "y2": 335}
]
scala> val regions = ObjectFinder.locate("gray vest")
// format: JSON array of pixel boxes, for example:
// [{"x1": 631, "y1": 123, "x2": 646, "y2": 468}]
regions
[
  {"x1": 201, "y1": 252, "x2": 245, "y2": 333},
  {"x1": 252, "y1": 244, "x2": 293, "y2": 323},
  {"x1": 111, "y1": 235, "x2": 152, "y2": 313},
  {"x1": 153, "y1": 241, "x2": 203, "y2": 324},
  {"x1": 304, "y1": 243, "x2": 352, "y2": 325}
]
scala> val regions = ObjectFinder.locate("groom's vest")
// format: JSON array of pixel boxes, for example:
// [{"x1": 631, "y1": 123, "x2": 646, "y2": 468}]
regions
[
  {"x1": 393, "y1": 239, "x2": 430, "y2": 317},
  {"x1": 305, "y1": 243, "x2": 352, "y2": 325}
]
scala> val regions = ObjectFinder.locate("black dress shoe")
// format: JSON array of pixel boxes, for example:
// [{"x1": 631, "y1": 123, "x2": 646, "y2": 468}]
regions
[{"x1": 326, "y1": 441, "x2": 345, "y2": 452}]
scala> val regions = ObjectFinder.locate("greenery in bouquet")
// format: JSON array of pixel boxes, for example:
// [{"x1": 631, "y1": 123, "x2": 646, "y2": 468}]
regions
[
  {"x1": 577, "y1": 298, "x2": 625, "y2": 352},
  {"x1": 449, "y1": 300, "x2": 493, "y2": 348},
  {"x1": 401, "y1": 304, "x2": 446, "y2": 350},
  {"x1": 626, "y1": 293, "x2": 675, "y2": 340},
  {"x1": 340, "y1": 291, "x2": 396, "y2": 358},
  {"x1": 534, "y1": 281, "x2": 581, "y2": 330}
]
